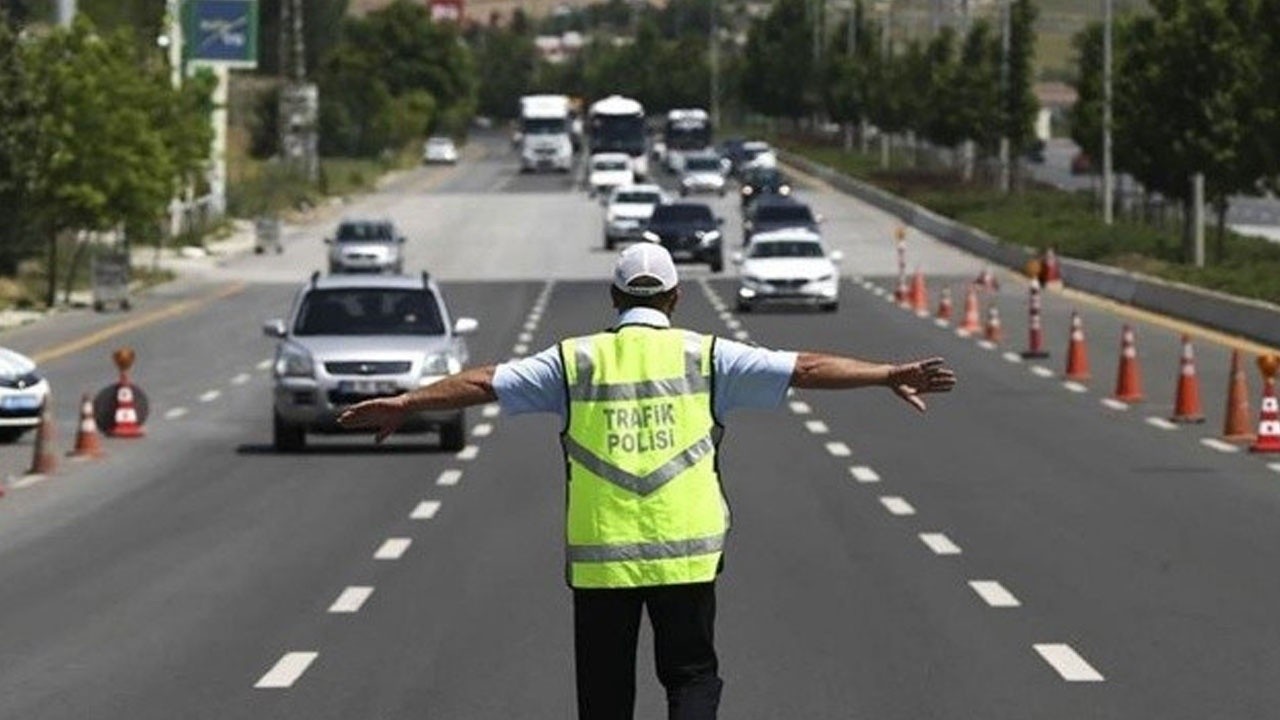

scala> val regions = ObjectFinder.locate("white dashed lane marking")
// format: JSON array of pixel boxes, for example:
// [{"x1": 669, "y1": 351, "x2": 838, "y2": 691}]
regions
[
  {"x1": 328, "y1": 586, "x2": 374, "y2": 614},
  {"x1": 733, "y1": 330, "x2": 749, "y2": 341},
  {"x1": 456, "y1": 445, "x2": 480, "y2": 461},
  {"x1": 919, "y1": 533, "x2": 961, "y2": 555},
  {"x1": 725, "y1": 319, "x2": 741, "y2": 331},
  {"x1": 472, "y1": 423, "x2": 493, "y2": 437},
  {"x1": 789, "y1": 401, "x2": 812, "y2": 415},
  {"x1": 1200, "y1": 438, "x2": 1239, "y2": 453},
  {"x1": 436, "y1": 469, "x2": 462, "y2": 486},
  {"x1": 523, "y1": 322, "x2": 536, "y2": 332},
  {"x1": 1101, "y1": 398, "x2": 1130, "y2": 411},
  {"x1": 1002, "y1": 352, "x2": 1022, "y2": 363},
  {"x1": 374, "y1": 538, "x2": 412, "y2": 560},
  {"x1": 969, "y1": 580, "x2": 1021, "y2": 607},
  {"x1": 1062, "y1": 381, "x2": 1088, "y2": 394},
  {"x1": 1034, "y1": 644, "x2": 1105, "y2": 682},
  {"x1": 482, "y1": 404, "x2": 500, "y2": 418},
  {"x1": 879, "y1": 496, "x2": 916, "y2": 516},
  {"x1": 199, "y1": 390, "x2": 221, "y2": 403},
  {"x1": 518, "y1": 332, "x2": 533, "y2": 343},
  {"x1": 164, "y1": 407, "x2": 188, "y2": 420},
  {"x1": 1030, "y1": 366, "x2": 1054, "y2": 378},
  {"x1": 1269, "y1": 463, "x2": 1280, "y2": 474},
  {"x1": 411, "y1": 500, "x2": 442, "y2": 520},
  {"x1": 934, "y1": 318, "x2": 949, "y2": 328},
  {"x1": 256, "y1": 359, "x2": 273, "y2": 371},
  {"x1": 255, "y1": 652, "x2": 319, "y2": 689},
  {"x1": 977, "y1": 340, "x2": 996, "y2": 351},
  {"x1": 1145, "y1": 417, "x2": 1178, "y2": 431},
  {"x1": 849, "y1": 466, "x2": 880, "y2": 483},
  {"x1": 825, "y1": 442, "x2": 852, "y2": 457},
  {"x1": 804, "y1": 420, "x2": 829, "y2": 435},
  {"x1": 513, "y1": 344, "x2": 529, "y2": 355},
  {"x1": 231, "y1": 373, "x2": 251, "y2": 386}
]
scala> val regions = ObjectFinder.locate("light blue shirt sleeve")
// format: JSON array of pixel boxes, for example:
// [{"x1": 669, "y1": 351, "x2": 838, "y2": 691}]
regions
[
  {"x1": 712, "y1": 338, "x2": 797, "y2": 417},
  {"x1": 492, "y1": 346, "x2": 567, "y2": 416}
]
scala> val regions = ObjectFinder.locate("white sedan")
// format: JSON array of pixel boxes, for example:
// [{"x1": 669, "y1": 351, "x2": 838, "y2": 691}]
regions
[
  {"x1": 734, "y1": 229, "x2": 843, "y2": 313},
  {"x1": 423, "y1": 136, "x2": 459, "y2": 164},
  {"x1": 604, "y1": 184, "x2": 667, "y2": 249},
  {"x1": 0, "y1": 346, "x2": 51, "y2": 442},
  {"x1": 587, "y1": 153, "x2": 636, "y2": 199}
]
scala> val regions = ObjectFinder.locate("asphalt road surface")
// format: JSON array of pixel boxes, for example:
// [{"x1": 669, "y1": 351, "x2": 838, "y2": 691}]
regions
[{"x1": 1, "y1": 133, "x2": 1279, "y2": 719}]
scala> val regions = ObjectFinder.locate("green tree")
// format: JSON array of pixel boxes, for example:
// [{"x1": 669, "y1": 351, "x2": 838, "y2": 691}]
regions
[
  {"x1": 1001, "y1": 0, "x2": 1039, "y2": 184},
  {"x1": 1067, "y1": 22, "x2": 1103, "y2": 164},
  {"x1": 742, "y1": 0, "x2": 814, "y2": 120},
  {"x1": 0, "y1": 21, "x2": 43, "y2": 274},
  {"x1": 474, "y1": 26, "x2": 538, "y2": 118},
  {"x1": 954, "y1": 20, "x2": 1000, "y2": 155}
]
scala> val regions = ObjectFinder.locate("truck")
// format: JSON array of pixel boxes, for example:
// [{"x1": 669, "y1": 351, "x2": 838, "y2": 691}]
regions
[
  {"x1": 662, "y1": 108, "x2": 713, "y2": 173},
  {"x1": 519, "y1": 94, "x2": 574, "y2": 173},
  {"x1": 587, "y1": 95, "x2": 648, "y2": 180}
]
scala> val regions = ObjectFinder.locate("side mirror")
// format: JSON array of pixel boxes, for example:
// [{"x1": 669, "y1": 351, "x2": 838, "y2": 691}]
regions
[
  {"x1": 453, "y1": 317, "x2": 479, "y2": 336},
  {"x1": 732, "y1": 252, "x2": 744, "y2": 265},
  {"x1": 263, "y1": 318, "x2": 287, "y2": 338},
  {"x1": 717, "y1": 217, "x2": 725, "y2": 226},
  {"x1": 830, "y1": 250, "x2": 845, "y2": 264}
]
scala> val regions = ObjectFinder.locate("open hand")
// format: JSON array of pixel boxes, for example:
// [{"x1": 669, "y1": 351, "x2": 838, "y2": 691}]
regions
[
  {"x1": 337, "y1": 396, "x2": 408, "y2": 443},
  {"x1": 888, "y1": 357, "x2": 956, "y2": 413}
]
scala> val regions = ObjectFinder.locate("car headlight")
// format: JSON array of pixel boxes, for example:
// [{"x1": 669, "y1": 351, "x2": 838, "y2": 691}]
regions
[
  {"x1": 642, "y1": 230, "x2": 661, "y2": 243},
  {"x1": 779, "y1": 185, "x2": 792, "y2": 195},
  {"x1": 422, "y1": 353, "x2": 461, "y2": 376},
  {"x1": 275, "y1": 344, "x2": 314, "y2": 378},
  {"x1": 697, "y1": 230, "x2": 721, "y2": 246},
  {"x1": 741, "y1": 186, "x2": 754, "y2": 196},
  {"x1": 814, "y1": 274, "x2": 835, "y2": 283},
  {"x1": 741, "y1": 274, "x2": 763, "y2": 286}
]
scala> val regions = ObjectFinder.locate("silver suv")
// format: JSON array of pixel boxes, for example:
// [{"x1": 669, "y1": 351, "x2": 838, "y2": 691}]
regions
[
  {"x1": 325, "y1": 219, "x2": 405, "y2": 274},
  {"x1": 263, "y1": 272, "x2": 478, "y2": 452}
]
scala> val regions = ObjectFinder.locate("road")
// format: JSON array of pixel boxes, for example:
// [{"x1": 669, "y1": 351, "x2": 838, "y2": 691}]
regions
[{"x1": 0, "y1": 133, "x2": 1279, "y2": 719}]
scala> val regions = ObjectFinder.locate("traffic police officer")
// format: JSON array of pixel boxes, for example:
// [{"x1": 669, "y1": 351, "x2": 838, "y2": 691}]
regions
[{"x1": 339, "y1": 243, "x2": 956, "y2": 720}]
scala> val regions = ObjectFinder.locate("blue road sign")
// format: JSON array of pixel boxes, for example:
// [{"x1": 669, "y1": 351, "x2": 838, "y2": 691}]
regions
[{"x1": 185, "y1": 0, "x2": 258, "y2": 67}]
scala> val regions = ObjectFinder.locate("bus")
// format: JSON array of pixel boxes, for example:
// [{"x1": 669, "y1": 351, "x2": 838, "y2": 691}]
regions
[
  {"x1": 662, "y1": 108, "x2": 713, "y2": 172},
  {"x1": 587, "y1": 95, "x2": 648, "y2": 180}
]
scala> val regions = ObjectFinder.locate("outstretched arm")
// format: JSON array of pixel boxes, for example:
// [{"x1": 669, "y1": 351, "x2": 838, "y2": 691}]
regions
[
  {"x1": 337, "y1": 365, "x2": 498, "y2": 442},
  {"x1": 790, "y1": 353, "x2": 956, "y2": 412}
]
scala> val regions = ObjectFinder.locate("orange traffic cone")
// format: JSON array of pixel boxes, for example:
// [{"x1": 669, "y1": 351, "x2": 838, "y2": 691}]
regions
[
  {"x1": 68, "y1": 392, "x2": 104, "y2": 458},
  {"x1": 111, "y1": 382, "x2": 145, "y2": 438},
  {"x1": 936, "y1": 287, "x2": 953, "y2": 322},
  {"x1": 27, "y1": 395, "x2": 57, "y2": 476},
  {"x1": 1169, "y1": 335, "x2": 1204, "y2": 423},
  {"x1": 958, "y1": 286, "x2": 981, "y2": 335},
  {"x1": 910, "y1": 270, "x2": 928, "y2": 315},
  {"x1": 1041, "y1": 246, "x2": 1062, "y2": 287},
  {"x1": 1113, "y1": 325, "x2": 1144, "y2": 402},
  {"x1": 984, "y1": 306, "x2": 1003, "y2": 344},
  {"x1": 1251, "y1": 355, "x2": 1280, "y2": 453},
  {"x1": 1064, "y1": 311, "x2": 1090, "y2": 380},
  {"x1": 1223, "y1": 350, "x2": 1255, "y2": 442}
]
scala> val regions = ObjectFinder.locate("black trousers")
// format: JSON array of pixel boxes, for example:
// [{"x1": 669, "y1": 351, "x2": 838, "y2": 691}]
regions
[{"x1": 573, "y1": 582, "x2": 723, "y2": 720}]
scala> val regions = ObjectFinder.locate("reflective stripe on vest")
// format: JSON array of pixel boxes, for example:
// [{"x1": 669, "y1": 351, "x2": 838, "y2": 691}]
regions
[{"x1": 561, "y1": 327, "x2": 727, "y2": 589}]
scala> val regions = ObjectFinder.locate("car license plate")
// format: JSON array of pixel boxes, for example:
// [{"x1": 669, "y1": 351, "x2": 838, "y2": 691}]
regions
[
  {"x1": 1, "y1": 394, "x2": 40, "y2": 411},
  {"x1": 339, "y1": 380, "x2": 399, "y2": 396},
  {"x1": 670, "y1": 249, "x2": 694, "y2": 260}
]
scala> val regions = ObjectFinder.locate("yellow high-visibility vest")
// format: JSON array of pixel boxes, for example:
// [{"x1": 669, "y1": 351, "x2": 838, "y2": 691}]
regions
[{"x1": 560, "y1": 326, "x2": 728, "y2": 588}]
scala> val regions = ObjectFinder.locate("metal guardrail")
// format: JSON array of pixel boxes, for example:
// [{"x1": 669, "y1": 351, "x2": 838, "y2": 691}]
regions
[{"x1": 780, "y1": 149, "x2": 1280, "y2": 348}]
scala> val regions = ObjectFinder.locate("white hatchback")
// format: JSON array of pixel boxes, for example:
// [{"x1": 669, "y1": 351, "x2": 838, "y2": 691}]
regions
[
  {"x1": 734, "y1": 229, "x2": 843, "y2": 313},
  {"x1": 0, "y1": 347, "x2": 51, "y2": 442}
]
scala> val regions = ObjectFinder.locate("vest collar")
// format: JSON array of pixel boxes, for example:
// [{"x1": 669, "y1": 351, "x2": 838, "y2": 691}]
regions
[{"x1": 614, "y1": 307, "x2": 671, "y2": 330}]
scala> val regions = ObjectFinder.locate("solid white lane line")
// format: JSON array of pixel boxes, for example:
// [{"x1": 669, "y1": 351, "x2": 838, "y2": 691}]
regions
[
  {"x1": 374, "y1": 538, "x2": 412, "y2": 560},
  {"x1": 255, "y1": 652, "x2": 319, "y2": 689},
  {"x1": 164, "y1": 407, "x2": 188, "y2": 420},
  {"x1": 825, "y1": 442, "x2": 852, "y2": 457},
  {"x1": 513, "y1": 344, "x2": 529, "y2": 355},
  {"x1": 919, "y1": 533, "x2": 961, "y2": 555},
  {"x1": 1146, "y1": 417, "x2": 1178, "y2": 431},
  {"x1": 849, "y1": 466, "x2": 881, "y2": 483},
  {"x1": 1030, "y1": 366, "x2": 1054, "y2": 378},
  {"x1": 257, "y1": 359, "x2": 273, "y2": 371},
  {"x1": 1200, "y1": 438, "x2": 1240, "y2": 453},
  {"x1": 789, "y1": 401, "x2": 812, "y2": 415},
  {"x1": 977, "y1": 340, "x2": 996, "y2": 351},
  {"x1": 518, "y1": 332, "x2": 533, "y2": 343},
  {"x1": 1101, "y1": 398, "x2": 1130, "y2": 411},
  {"x1": 804, "y1": 420, "x2": 830, "y2": 435},
  {"x1": 482, "y1": 404, "x2": 500, "y2": 418},
  {"x1": 879, "y1": 496, "x2": 916, "y2": 516},
  {"x1": 1002, "y1": 352, "x2": 1022, "y2": 363},
  {"x1": 1062, "y1": 381, "x2": 1088, "y2": 394},
  {"x1": 231, "y1": 373, "x2": 252, "y2": 386},
  {"x1": 411, "y1": 500, "x2": 442, "y2": 520},
  {"x1": 436, "y1": 469, "x2": 463, "y2": 486},
  {"x1": 733, "y1": 330, "x2": 749, "y2": 341},
  {"x1": 1033, "y1": 644, "x2": 1105, "y2": 682},
  {"x1": 472, "y1": 423, "x2": 493, "y2": 437},
  {"x1": 969, "y1": 580, "x2": 1021, "y2": 607},
  {"x1": 328, "y1": 586, "x2": 375, "y2": 614},
  {"x1": 199, "y1": 390, "x2": 221, "y2": 403}
]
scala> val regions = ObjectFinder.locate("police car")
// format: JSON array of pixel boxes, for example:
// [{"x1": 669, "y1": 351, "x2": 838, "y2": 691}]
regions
[{"x1": 0, "y1": 347, "x2": 51, "y2": 442}]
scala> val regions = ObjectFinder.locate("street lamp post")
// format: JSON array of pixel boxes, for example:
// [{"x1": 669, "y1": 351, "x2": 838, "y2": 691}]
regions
[{"x1": 1102, "y1": 0, "x2": 1114, "y2": 225}]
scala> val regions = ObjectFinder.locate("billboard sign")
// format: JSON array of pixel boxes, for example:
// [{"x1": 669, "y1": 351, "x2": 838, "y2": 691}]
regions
[{"x1": 185, "y1": 0, "x2": 259, "y2": 68}]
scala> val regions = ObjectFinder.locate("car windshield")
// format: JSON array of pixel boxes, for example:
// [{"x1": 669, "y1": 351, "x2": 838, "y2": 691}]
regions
[
  {"x1": 523, "y1": 117, "x2": 567, "y2": 135},
  {"x1": 685, "y1": 157, "x2": 721, "y2": 171},
  {"x1": 652, "y1": 205, "x2": 713, "y2": 223},
  {"x1": 747, "y1": 169, "x2": 783, "y2": 185},
  {"x1": 594, "y1": 159, "x2": 628, "y2": 171},
  {"x1": 614, "y1": 191, "x2": 661, "y2": 204},
  {"x1": 749, "y1": 241, "x2": 825, "y2": 258},
  {"x1": 336, "y1": 223, "x2": 394, "y2": 242},
  {"x1": 756, "y1": 205, "x2": 814, "y2": 223},
  {"x1": 294, "y1": 289, "x2": 445, "y2": 336},
  {"x1": 427, "y1": 138, "x2": 452, "y2": 147}
]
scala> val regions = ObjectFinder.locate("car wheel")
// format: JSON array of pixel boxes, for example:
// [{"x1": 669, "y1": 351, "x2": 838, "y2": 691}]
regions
[
  {"x1": 605, "y1": 235, "x2": 616, "y2": 250},
  {"x1": 709, "y1": 257, "x2": 724, "y2": 273},
  {"x1": 736, "y1": 301, "x2": 753, "y2": 313},
  {"x1": 822, "y1": 302, "x2": 839, "y2": 313},
  {"x1": 273, "y1": 411, "x2": 306, "y2": 452},
  {"x1": 0, "y1": 427, "x2": 28, "y2": 443},
  {"x1": 440, "y1": 413, "x2": 466, "y2": 452}
]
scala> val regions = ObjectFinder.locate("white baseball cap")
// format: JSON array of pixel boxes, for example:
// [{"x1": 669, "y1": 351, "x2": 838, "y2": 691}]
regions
[{"x1": 613, "y1": 243, "x2": 679, "y2": 296}]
